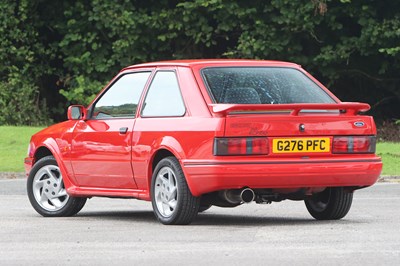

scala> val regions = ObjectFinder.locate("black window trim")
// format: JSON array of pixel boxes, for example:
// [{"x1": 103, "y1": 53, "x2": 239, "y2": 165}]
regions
[{"x1": 140, "y1": 70, "x2": 187, "y2": 118}]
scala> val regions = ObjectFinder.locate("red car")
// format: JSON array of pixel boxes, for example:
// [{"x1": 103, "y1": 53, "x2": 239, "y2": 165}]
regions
[{"x1": 25, "y1": 60, "x2": 382, "y2": 225}]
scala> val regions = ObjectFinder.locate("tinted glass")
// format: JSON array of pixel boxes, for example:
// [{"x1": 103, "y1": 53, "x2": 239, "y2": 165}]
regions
[
  {"x1": 202, "y1": 67, "x2": 335, "y2": 104},
  {"x1": 93, "y1": 72, "x2": 150, "y2": 119},
  {"x1": 141, "y1": 71, "x2": 185, "y2": 117}
]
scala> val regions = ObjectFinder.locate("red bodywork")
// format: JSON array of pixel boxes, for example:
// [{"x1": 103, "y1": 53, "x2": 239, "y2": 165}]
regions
[{"x1": 24, "y1": 60, "x2": 382, "y2": 201}]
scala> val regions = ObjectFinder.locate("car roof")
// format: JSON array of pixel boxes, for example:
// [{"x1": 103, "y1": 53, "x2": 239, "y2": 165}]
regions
[{"x1": 122, "y1": 59, "x2": 300, "y2": 71}]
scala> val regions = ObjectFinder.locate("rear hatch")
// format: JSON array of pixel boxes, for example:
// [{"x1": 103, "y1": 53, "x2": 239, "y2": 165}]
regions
[
  {"x1": 200, "y1": 65, "x2": 377, "y2": 158},
  {"x1": 211, "y1": 103, "x2": 376, "y2": 158}
]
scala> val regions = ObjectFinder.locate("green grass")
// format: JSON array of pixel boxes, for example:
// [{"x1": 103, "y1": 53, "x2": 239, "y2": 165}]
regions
[
  {"x1": 0, "y1": 126, "x2": 399, "y2": 175},
  {"x1": 0, "y1": 126, "x2": 44, "y2": 172},
  {"x1": 376, "y1": 142, "x2": 400, "y2": 176}
]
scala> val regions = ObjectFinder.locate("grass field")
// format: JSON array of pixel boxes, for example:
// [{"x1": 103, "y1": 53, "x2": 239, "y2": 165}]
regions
[
  {"x1": 0, "y1": 126, "x2": 399, "y2": 175},
  {"x1": 0, "y1": 126, "x2": 44, "y2": 172},
  {"x1": 376, "y1": 142, "x2": 400, "y2": 176}
]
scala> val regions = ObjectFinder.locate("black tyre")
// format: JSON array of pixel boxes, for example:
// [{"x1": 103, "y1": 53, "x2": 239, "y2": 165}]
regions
[
  {"x1": 151, "y1": 157, "x2": 200, "y2": 225},
  {"x1": 305, "y1": 187, "x2": 353, "y2": 220},
  {"x1": 27, "y1": 156, "x2": 87, "y2": 217},
  {"x1": 69, "y1": 196, "x2": 87, "y2": 216}
]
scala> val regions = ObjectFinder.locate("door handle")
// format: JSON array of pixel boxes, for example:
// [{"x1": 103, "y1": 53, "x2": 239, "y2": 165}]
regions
[{"x1": 119, "y1": 127, "x2": 128, "y2": 134}]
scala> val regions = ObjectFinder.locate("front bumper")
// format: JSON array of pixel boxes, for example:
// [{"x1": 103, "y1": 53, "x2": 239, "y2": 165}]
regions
[
  {"x1": 182, "y1": 158, "x2": 382, "y2": 196},
  {"x1": 24, "y1": 157, "x2": 34, "y2": 176}
]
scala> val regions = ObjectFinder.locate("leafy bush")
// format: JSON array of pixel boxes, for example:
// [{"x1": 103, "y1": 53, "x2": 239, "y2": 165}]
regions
[
  {"x1": 377, "y1": 121, "x2": 400, "y2": 142},
  {"x1": 0, "y1": 72, "x2": 51, "y2": 126},
  {"x1": 0, "y1": 0, "x2": 399, "y2": 124},
  {"x1": 0, "y1": 1, "x2": 52, "y2": 125},
  {"x1": 59, "y1": 75, "x2": 102, "y2": 106}
]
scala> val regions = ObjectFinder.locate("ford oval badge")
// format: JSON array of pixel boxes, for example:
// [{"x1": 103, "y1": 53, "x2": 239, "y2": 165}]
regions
[{"x1": 354, "y1": 121, "x2": 365, "y2": 127}]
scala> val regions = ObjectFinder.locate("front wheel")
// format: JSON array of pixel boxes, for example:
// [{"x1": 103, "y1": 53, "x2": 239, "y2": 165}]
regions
[
  {"x1": 305, "y1": 187, "x2": 353, "y2": 220},
  {"x1": 151, "y1": 157, "x2": 200, "y2": 225},
  {"x1": 27, "y1": 156, "x2": 87, "y2": 217}
]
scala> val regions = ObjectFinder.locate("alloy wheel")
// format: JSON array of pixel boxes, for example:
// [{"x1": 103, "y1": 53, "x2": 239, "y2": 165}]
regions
[
  {"x1": 32, "y1": 165, "x2": 69, "y2": 212},
  {"x1": 154, "y1": 166, "x2": 178, "y2": 217}
]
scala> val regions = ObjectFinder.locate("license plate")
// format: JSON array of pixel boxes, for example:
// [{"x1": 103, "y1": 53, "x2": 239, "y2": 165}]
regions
[{"x1": 272, "y1": 138, "x2": 330, "y2": 153}]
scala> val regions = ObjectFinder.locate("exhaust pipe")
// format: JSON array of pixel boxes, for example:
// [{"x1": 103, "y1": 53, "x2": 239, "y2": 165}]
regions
[
  {"x1": 240, "y1": 188, "x2": 256, "y2": 203},
  {"x1": 220, "y1": 188, "x2": 255, "y2": 204}
]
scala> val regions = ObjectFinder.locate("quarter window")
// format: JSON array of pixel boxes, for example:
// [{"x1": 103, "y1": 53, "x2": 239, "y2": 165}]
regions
[
  {"x1": 141, "y1": 71, "x2": 185, "y2": 117},
  {"x1": 92, "y1": 72, "x2": 150, "y2": 119}
]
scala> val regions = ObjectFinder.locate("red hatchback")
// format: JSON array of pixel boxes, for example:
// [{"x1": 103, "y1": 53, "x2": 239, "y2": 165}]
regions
[{"x1": 25, "y1": 60, "x2": 382, "y2": 225}]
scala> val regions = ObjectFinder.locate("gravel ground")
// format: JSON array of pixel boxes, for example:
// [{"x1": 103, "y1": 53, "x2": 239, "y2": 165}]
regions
[
  {"x1": 1, "y1": 180, "x2": 399, "y2": 265},
  {"x1": 0, "y1": 172, "x2": 26, "y2": 179}
]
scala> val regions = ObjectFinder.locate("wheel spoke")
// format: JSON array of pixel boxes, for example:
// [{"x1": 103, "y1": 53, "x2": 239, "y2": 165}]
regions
[
  {"x1": 169, "y1": 187, "x2": 177, "y2": 199},
  {"x1": 34, "y1": 179, "x2": 45, "y2": 189},
  {"x1": 53, "y1": 179, "x2": 64, "y2": 194},
  {"x1": 168, "y1": 199, "x2": 177, "y2": 209},
  {"x1": 163, "y1": 202, "x2": 171, "y2": 214},
  {"x1": 39, "y1": 191, "x2": 49, "y2": 205},
  {"x1": 168, "y1": 170, "x2": 175, "y2": 186},
  {"x1": 46, "y1": 167, "x2": 57, "y2": 182},
  {"x1": 56, "y1": 189, "x2": 68, "y2": 197},
  {"x1": 49, "y1": 198, "x2": 62, "y2": 208},
  {"x1": 160, "y1": 174, "x2": 168, "y2": 184},
  {"x1": 161, "y1": 202, "x2": 168, "y2": 214},
  {"x1": 154, "y1": 184, "x2": 162, "y2": 198},
  {"x1": 166, "y1": 168, "x2": 173, "y2": 178}
]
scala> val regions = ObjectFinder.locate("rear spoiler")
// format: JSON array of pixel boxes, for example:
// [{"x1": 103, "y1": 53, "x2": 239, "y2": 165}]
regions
[{"x1": 209, "y1": 102, "x2": 370, "y2": 116}]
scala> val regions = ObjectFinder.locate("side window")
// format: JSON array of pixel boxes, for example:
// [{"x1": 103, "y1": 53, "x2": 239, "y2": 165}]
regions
[
  {"x1": 92, "y1": 72, "x2": 150, "y2": 119},
  {"x1": 141, "y1": 71, "x2": 185, "y2": 117}
]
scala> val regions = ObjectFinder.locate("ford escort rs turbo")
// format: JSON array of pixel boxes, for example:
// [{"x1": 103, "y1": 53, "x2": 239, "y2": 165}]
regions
[{"x1": 25, "y1": 60, "x2": 382, "y2": 225}]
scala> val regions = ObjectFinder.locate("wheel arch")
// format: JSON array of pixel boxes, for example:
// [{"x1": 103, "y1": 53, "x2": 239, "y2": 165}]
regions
[
  {"x1": 151, "y1": 149, "x2": 176, "y2": 172},
  {"x1": 148, "y1": 148, "x2": 178, "y2": 192},
  {"x1": 147, "y1": 136, "x2": 196, "y2": 195},
  {"x1": 34, "y1": 146, "x2": 53, "y2": 163},
  {"x1": 32, "y1": 140, "x2": 76, "y2": 191}
]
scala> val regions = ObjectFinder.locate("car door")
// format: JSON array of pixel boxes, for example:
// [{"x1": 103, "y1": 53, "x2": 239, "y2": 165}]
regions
[
  {"x1": 70, "y1": 71, "x2": 152, "y2": 189},
  {"x1": 130, "y1": 69, "x2": 188, "y2": 190}
]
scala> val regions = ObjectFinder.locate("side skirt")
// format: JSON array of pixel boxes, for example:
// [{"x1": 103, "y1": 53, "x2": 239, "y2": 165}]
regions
[{"x1": 67, "y1": 186, "x2": 150, "y2": 201}]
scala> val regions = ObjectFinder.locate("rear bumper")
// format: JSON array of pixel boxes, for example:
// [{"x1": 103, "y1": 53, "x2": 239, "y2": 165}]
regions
[{"x1": 182, "y1": 158, "x2": 382, "y2": 196}]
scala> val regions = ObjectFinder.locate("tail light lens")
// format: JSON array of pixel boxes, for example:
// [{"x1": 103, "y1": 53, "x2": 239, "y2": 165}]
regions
[
  {"x1": 333, "y1": 136, "x2": 376, "y2": 154},
  {"x1": 214, "y1": 137, "x2": 269, "y2": 156}
]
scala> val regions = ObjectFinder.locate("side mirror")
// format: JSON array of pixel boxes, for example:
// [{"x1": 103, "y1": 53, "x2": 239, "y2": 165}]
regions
[{"x1": 67, "y1": 105, "x2": 87, "y2": 120}]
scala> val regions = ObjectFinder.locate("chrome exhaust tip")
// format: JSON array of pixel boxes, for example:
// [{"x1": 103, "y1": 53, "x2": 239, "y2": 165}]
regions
[
  {"x1": 240, "y1": 188, "x2": 255, "y2": 203},
  {"x1": 220, "y1": 188, "x2": 255, "y2": 204}
]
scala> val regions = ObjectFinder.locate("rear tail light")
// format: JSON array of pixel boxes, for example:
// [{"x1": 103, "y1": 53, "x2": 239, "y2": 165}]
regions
[
  {"x1": 332, "y1": 136, "x2": 376, "y2": 154},
  {"x1": 214, "y1": 137, "x2": 269, "y2": 156}
]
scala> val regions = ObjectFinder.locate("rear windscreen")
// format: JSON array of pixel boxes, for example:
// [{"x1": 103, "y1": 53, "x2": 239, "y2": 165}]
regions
[{"x1": 202, "y1": 67, "x2": 336, "y2": 104}]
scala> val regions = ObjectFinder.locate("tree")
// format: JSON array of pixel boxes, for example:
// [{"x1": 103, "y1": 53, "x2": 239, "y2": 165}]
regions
[
  {"x1": 0, "y1": 0, "x2": 399, "y2": 124},
  {"x1": 0, "y1": 0, "x2": 51, "y2": 125}
]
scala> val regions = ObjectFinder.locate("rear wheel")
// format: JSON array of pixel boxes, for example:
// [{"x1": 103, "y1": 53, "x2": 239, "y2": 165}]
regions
[
  {"x1": 27, "y1": 156, "x2": 87, "y2": 217},
  {"x1": 305, "y1": 187, "x2": 353, "y2": 220},
  {"x1": 151, "y1": 157, "x2": 200, "y2": 225}
]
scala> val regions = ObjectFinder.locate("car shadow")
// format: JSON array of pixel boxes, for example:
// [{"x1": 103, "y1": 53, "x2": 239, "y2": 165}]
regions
[
  {"x1": 75, "y1": 210, "x2": 359, "y2": 226},
  {"x1": 77, "y1": 210, "x2": 158, "y2": 223},
  {"x1": 194, "y1": 213, "x2": 316, "y2": 226}
]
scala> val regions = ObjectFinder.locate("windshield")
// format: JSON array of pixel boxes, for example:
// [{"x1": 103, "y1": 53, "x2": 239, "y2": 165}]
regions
[{"x1": 202, "y1": 67, "x2": 335, "y2": 104}]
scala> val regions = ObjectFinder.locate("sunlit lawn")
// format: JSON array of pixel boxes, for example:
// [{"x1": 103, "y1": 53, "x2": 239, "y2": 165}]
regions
[
  {"x1": 376, "y1": 142, "x2": 400, "y2": 176},
  {"x1": 0, "y1": 126, "x2": 44, "y2": 172}
]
